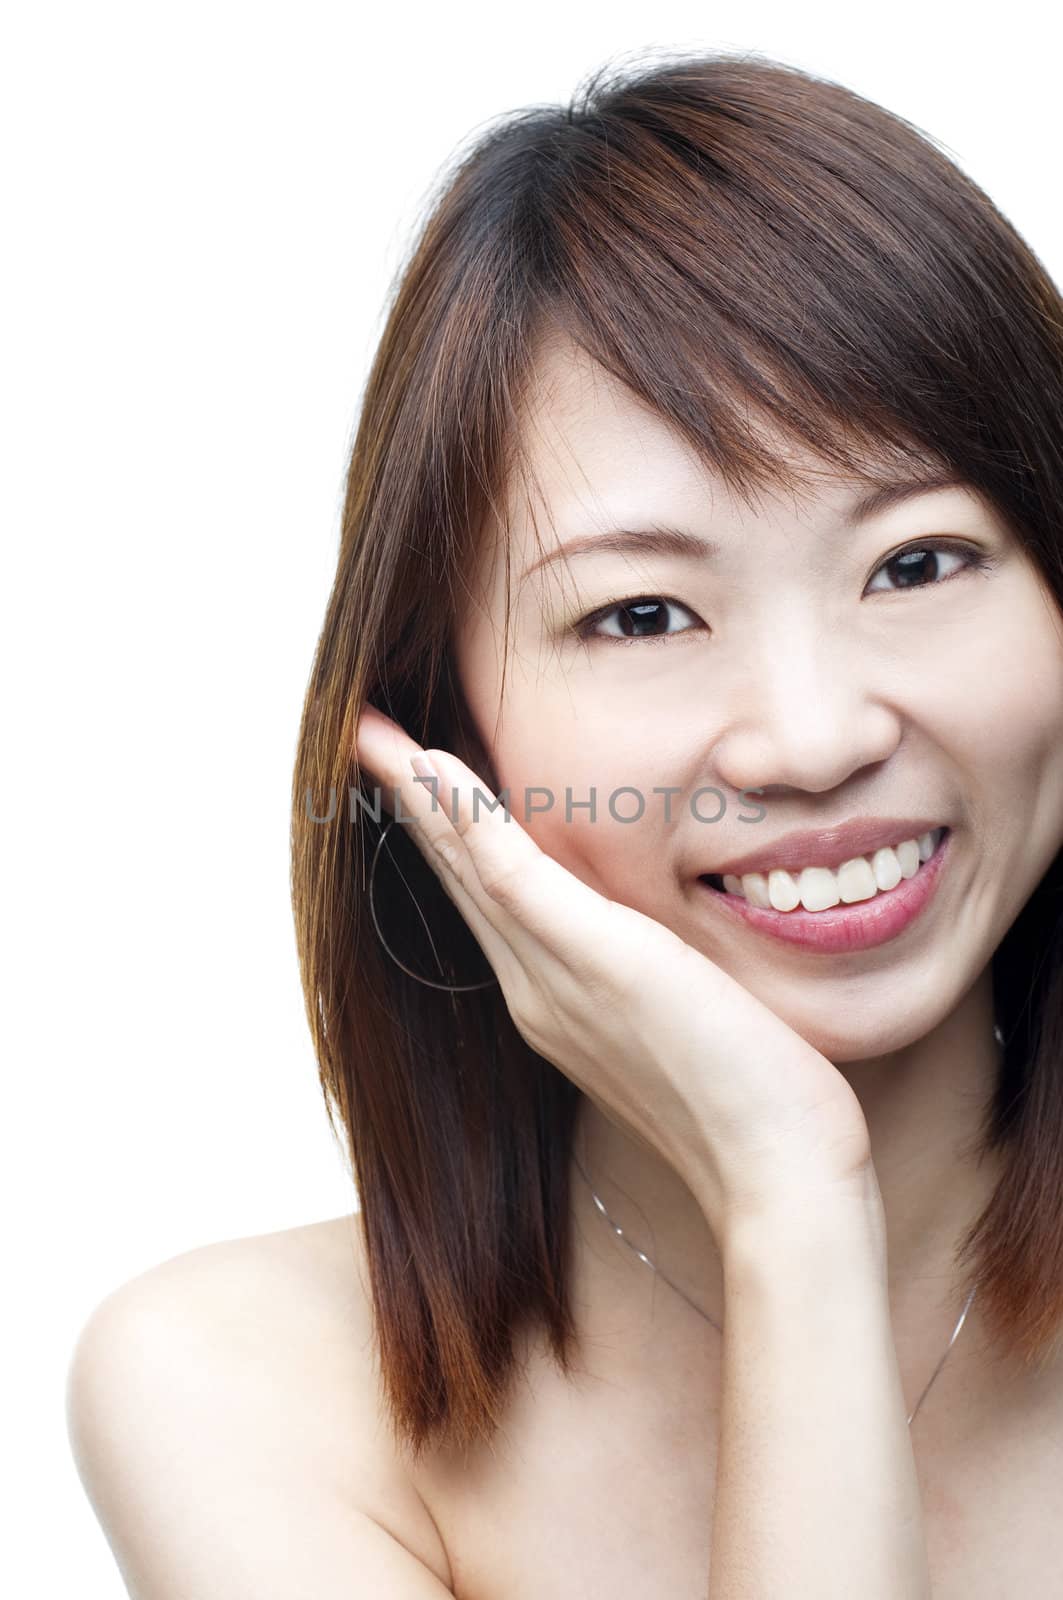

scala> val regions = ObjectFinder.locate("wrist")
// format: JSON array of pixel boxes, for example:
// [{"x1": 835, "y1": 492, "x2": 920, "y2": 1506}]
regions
[{"x1": 712, "y1": 1160, "x2": 886, "y2": 1273}]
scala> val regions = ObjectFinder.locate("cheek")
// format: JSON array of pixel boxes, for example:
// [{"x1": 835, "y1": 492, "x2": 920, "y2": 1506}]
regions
[
  {"x1": 908, "y1": 570, "x2": 1063, "y2": 771},
  {"x1": 958, "y1": 595, "x2": 1063, "y2": 776},
  {"x1": 493, "y1": 731, "x2": 673, "y2": 902},
  {"x1": 932, "y1": 587, "x2": 1063, "y2": 892}
]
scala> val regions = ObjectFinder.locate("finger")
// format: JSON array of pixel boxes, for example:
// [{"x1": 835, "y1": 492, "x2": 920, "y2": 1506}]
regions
[
  {"x1": 357, "y1": 707, "x2": 555, "y2": 938},
  {"x1": 419, "y1": 744, "x2": 658, "y2": 983},
  {"x1": 355, "y1": 705, "x2": 526, "y2": 973},
  {"x1": 358, "y1": 706, "x2": 668, "y2": 993}
]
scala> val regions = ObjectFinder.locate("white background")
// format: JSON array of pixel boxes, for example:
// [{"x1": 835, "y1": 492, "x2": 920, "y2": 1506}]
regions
[{"x1": 5, "y1": 2, "x2": 1060, "y2": 1593}]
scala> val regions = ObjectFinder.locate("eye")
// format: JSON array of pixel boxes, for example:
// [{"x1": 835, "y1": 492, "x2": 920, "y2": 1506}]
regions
[
  {"x1": 572, "y1": 595, "x2": 704, "y2": 646},
  {"x1": 571, "y1": 541, "x2": 996, "y2": 647},
  {"x1": 865, "y1": 540, "x2": 996, "y2": 594}
]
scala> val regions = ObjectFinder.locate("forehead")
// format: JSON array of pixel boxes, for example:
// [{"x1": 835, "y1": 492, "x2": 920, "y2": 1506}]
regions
[
  {"x1": 499, "y1": 333, "x2": 937, "y2": 552},
  {"x1": 517, "y1": 336, "x2": 705, "y2": 497}
]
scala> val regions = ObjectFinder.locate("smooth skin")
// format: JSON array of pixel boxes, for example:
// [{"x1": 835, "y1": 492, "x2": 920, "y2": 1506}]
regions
[
  {"x1": 66, "y1": 1219, "x2": 458, "y2": 1598},
  {"x1": 449, "y1": 337, "x2": 1062, "y2": 1383},
  {"x1": 66, "y1": 332, "x2": 1063, "y2": 1596},
  {"x1": 361, "y1": 705, "x2": 875, "y2": 1217},
  {"x1": 357, "y1": 710, "x2": 925, "y2": 1596},
  {"x1": 364, "y1": 331, "x2": 1063, "y2": 1592}
]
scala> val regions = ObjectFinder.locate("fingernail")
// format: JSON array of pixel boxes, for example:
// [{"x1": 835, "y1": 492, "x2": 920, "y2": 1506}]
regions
[{"x1": 410, "y1": 753, "x2": 438, "y2": 782}]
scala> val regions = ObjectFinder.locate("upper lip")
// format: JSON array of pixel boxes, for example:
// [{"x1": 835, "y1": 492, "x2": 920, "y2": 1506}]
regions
[{"x1": 703, "y1": 817, "x2": 947, "y2": 879}]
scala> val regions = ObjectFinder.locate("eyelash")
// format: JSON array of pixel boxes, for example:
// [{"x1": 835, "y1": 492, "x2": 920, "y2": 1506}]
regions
[{"x1": 570, "y1": 540, "x2": 999, "y2": 647}]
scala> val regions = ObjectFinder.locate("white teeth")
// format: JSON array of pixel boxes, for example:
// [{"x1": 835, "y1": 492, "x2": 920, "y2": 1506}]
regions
[
  {"x1": 837, "y1": 856, "x2": 877, "y2": 903},
  {"x1": 724, "y1": 870, "x2": 771, "y2": 908},
  {"x1": 870, "y1": 846, "x2": 903, "y2": 893},
  {"x1": 717, "y1": 828, "x2": 944, "y2": 912},
  {"x1": 767, "y1": 868, "x2": 801, "y2": 912},
  {"x1": 896, "y1": 839, "x2": 922, "y2": 878},
  {"x1": 795, "y1": 866, "x2": 839, "y2": 913}
]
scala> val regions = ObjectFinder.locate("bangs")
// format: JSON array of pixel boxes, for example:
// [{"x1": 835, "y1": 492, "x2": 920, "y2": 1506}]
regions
[{"x1": 507, "y1": 75, "x2": 978, "y2": 512}]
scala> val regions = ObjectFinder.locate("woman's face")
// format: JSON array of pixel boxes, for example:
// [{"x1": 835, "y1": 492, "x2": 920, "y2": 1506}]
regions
[{"x1": 451, "y1": 337, "x2": 1063, "y2": 1061}]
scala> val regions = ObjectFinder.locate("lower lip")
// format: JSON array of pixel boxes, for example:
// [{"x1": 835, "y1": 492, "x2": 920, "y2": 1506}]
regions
[{"x1": 696, "y1": 829, "x2": 952, "y2": 954}]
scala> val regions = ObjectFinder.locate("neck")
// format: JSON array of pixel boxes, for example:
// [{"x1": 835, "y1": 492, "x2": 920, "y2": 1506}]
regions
[{"x1": 569, "y1": 969, "x2": 1004, "y2": 1347}]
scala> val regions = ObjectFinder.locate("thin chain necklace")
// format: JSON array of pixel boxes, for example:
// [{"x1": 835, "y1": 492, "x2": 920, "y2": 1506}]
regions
[{"x1": 571, "y1": 1148, "x2": 978, "y2": 1428}]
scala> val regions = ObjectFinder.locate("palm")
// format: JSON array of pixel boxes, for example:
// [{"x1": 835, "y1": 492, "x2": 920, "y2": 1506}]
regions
[{"x1": 357, "y1": 705, "x2": 873, "y2": 1225}]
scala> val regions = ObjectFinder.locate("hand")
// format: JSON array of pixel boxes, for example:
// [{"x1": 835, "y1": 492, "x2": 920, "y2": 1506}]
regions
[{"x1": 355, "y1": 705, "x2": 874, "y2": 1233}]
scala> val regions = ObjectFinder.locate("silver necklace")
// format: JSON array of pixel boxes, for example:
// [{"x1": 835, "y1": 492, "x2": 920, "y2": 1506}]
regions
[{"x1": 571, "y1": 1149, "x2": 978, "y2": 1428}]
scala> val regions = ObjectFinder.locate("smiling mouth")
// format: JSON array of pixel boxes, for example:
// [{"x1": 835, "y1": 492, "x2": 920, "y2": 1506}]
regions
[{"x1": 699, "y1": 826, "x2": 949, "y2": 913}]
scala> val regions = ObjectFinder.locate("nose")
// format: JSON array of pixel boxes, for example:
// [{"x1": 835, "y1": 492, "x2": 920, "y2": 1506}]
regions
[{"x1": 710, "y1": 621, "x2": 903, "y2": 799}]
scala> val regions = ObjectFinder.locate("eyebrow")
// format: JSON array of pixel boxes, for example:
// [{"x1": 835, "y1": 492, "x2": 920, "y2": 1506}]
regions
[{"x1": 519, "y1": 470, "x2": 966, "y2": 584}]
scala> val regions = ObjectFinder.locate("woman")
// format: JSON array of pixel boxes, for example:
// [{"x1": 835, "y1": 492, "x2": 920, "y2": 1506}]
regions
[{"x1": 69, "y1": 50, "x2": 1063, "y2": 1597}]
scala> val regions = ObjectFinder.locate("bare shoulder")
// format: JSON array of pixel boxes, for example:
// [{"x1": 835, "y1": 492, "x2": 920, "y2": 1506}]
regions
[{"x1": 66, "y1": 1214, "x2": 454, "y2": 1597}]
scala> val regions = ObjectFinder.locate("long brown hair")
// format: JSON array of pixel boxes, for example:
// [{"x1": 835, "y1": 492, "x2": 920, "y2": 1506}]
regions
[{"x1": 290, "y1": 48, "x2": 1063, "y2": 1463}]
